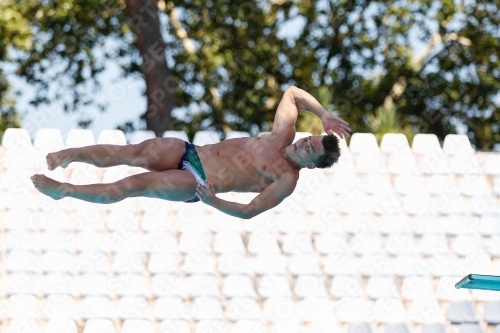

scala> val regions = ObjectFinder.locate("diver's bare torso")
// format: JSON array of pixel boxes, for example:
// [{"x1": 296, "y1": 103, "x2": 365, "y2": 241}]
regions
[{"x1": 195, "y1": 131, "x2": 299, "y2": 193}]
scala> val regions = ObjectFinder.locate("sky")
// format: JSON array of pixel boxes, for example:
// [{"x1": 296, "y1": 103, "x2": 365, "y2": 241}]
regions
[{"x1": 2, "y1": 3, "x2": 445, "y2": 144}]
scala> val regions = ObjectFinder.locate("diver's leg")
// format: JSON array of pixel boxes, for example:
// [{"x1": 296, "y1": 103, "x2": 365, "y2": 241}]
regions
[
  {"x1": 46, "y1": 138, "x2": 186, "y2": 171},
  {"x1": 31, "y1": 169, "x2": 198, "y2": 203}
]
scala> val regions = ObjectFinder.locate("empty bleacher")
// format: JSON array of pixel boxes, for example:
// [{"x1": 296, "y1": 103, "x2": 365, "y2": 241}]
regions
[{"x1": 0, "y1": 128, "x2": 499, "y2": 333}]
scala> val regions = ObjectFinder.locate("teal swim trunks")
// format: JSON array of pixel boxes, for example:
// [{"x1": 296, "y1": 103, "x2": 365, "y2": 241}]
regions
[{"x1": 177, "y1": 141, "x2": 207, "y2": 203}]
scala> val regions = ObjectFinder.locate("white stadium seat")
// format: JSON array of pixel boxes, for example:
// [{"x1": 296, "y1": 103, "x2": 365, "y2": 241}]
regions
[
  {"x1": 481, "y1": 154, "x2": 500, "y2": 175},
  {"x1": 65, "y1": 129, "x2": 95, "y2": 148},
  {"x1": 191, "y1": 297, "x2": 225, "y2": 321},
  {"x1": 2, "y1": 128, "x2": 32, "y2": 150},
  {"x1": 281, "y1": 232, "x2": 315, "y2": 255},
  {"x1": 122, "y1": 319, "x2": 154, "y2": 333},
  {"x1": 3, "y1": 127, "x2": 500, "y2": 332},
  {"x1": 380, "y1": 133, "x2": 411, "y2": 154},
  {"x1": 258, "y1": 275, "x2": 292, "y2": 298},
  {"x1": 418, "y1": 153, "x2": 451, "y2": 174},
  {"x1": 129, "y1": 130, "x2": 156, "y2": 144},
  {"x1": 154, "y1": 296, "x2": 189, "y2": 321},
  {"x1": 222, "y1": 274, "x2": 256, "y2": 298},
  {"x1": 412, "y1": 134, "x2": 443, "y2": 155},
  {"x1": 163, "y1": 130, "x2": 189, "y2": 141},
  {"x1": 34, "y1": 128, "x2": 64, "y2": 151},
  {"x1": 226, "y1": 298, "x2": 262, "y2": 321},
  {"x1": 336, "y1": 297, "x2": 371, "y2": 322},
  {"x1": 97, "y1": 129, "x2": 127, "y2": 145},
  {"x1": 254, "y1": 254, "x2": 286, "y2": 275},
  {"x1": 43, "y1": 295, "x2": 78, "y2": 319},
  {"x1": 386, "y1": 152, "x2": 420, "y2": 174},
  {"x1": 5, "y1": 272, "x2": 38, "y2": 295},
  {"x1": 366, "y1": 276, "x2": 400, "y2": 300},
  {"x1": 159, "y1": 320, "x2": 191, "y2": 333},
  {"x1": 117, "y1": 296, "x2": 152, "y2": 320},
  {"x1": 329, "y1": 275, "x2": 364, "y2": 299},
  {"x1": 195, "y1": 320, "x2": 228, "y2": 333},
  {"x1": 294, "y1": 274, "x2": 328, "y2": 298},
  {"x1": 323, "y1": 253, "x2": 357, "y2": 276},
  {"x1": 233, "y1": 321, "x2": 269, "y2": 333},
  {"x1": 225, "y1": 131, "x2": 250, "y2": 140},
  {"x1": 247, "y1": 230, "x2": 281, "y2": 255},
  {"x1": 7, "y1": 294, "x2": 40, "y2": 319},
  {"x1": 192, "y1": 131, "x2": 220, "y2": 146},
  {"x1": 263, "y1": 297, "x2": 297, "y2": 322},
  {"x1": 187, "y1": 274, "x2": 220, "y2": 298},
  {"x1": 287, "y1": 254, "x2": 321, "y2": 275},
  {"x1": 1, "y1": 128, "x2": 35, "y2": 170},
  {"x1": 271, "y1": 320, "x2": 300, "y2": 333},
  {"x1": 81, "y1": 296, "x2": 115, "y2": 320},
  {"x1": 349, "y1": 133, "x2": 380, "y2": 154},
  {"x1": 443, "y1": 134, "x2": 475, "y2": 155},
  {"x1": 183, "y1": 253, "x2": 215, "y2": 275},
  {"x1": 83, "y1": 319, "x2": 117, "y2": 333},
  {"x1": 407, "y1": 297, "x2": 445, "y2": 323},
  {"x1": 218, "y1": 252, "x2": 251, "y2": 276},
  {"x1": 42, "y1": 273, "x2": 78, "y2": 296},
  {"x1": 179, "y1": 231, "x2": 211, "y2": 254},
  {"x1": 213, "y1": 231, "x2": 246, "y2": 254},
  {"x1": 373, "y1": 298, "x2": 407, "y2": 323},
  {"x1": 45, "y1": 319, "x2": 78, "y2": 333},
  {"x1": 7, "y1": 318, "x2": 41, "y2": 333},
  {"x1": 447, "y1": 301, "x2": 478, "y2": 324},
  {"x1": 356, "y1": 153, "x2": 388, "y2": 174},
  {"x1": 148, "y1": 253, "x2": 179, "y2": 275},
  {"x1": 448, "y1": 155, "x2": 482, "y2": 175}
]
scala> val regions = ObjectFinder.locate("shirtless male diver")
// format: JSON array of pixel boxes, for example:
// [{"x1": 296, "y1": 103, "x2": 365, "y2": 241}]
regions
[{"x1": 30, "y1": 86, "x2": 351, "y2": 219}]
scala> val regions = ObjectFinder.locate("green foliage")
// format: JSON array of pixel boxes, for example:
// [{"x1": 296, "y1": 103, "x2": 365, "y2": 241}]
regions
[
  {"x1": 0, "y1": 0, "x2": 29, "y2": 139},
  {"x1": 368, "y1": 106, "x2": 414, "y2": 145},
  {"x1": 165, "y1": 0, "x2": 294, "y2": 138},
  {"x1": 0, "y1": 69, "x2": 22, "y2": 144},
  {"x1": 290, "y1": 0, "x2": 500, "y2": 149},
  {"x1": 296, "y1": 86, "x2": 331, "y2": 135},
  {"x1": 12, "y1": 0, "x2": 136, "y2": 113},
  {"x1": 2, "y1": 0, "x2": 499, "y2": 149}
]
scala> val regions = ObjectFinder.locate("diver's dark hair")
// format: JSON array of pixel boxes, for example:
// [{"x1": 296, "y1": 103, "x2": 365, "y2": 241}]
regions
[{"x1": 315, "y1": 135, "x2": 341, "y2": 168}]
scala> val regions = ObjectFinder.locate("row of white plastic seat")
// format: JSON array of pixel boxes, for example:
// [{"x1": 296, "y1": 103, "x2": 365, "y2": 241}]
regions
[
  {"x1": 8, "y1": 318, "x2": 492, "y2": 333},
  {"x1": 332, "y1": 150, "x2": 493, "y2": 175},
  {"x1": 3, "y1": 183, "x2": 498, "y2": 217},
  {"x1": 0, "y1": 128, "x2": 250, "y2": 151},
  {"x1": 0, "y1": 293, "x2": 495, "y2": 325},
  {"x1": 1, "y1": 318, "x2": 342, "y2": 333},
  {"x1": 2, "y1": 227, "x2": 499, "y2": 257},
  {"x1": 2, "y1": 249, "x2": 498, "y2": 281},
  {"x1": 4, "y1": 319, "x2": 499, "y2": 333},
  {"x1": 4, "y1": 205, "x2": 499, "y2": 235},
  {"x1": 2, "y1": 269, "x2": 498, "y2": 301},
  {"x1": 4, "y1": 159, "x2": 496, "y2": 198},
  {"x1": 2, "y1": 130, "x2": 499, "y2": 181},
  {"x1": 1, "y1": 128, "x2": 493, "y2": 158}
]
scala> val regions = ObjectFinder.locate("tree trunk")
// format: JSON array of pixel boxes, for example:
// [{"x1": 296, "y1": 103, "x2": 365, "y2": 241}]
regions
[{"x1": 125, "y1": 0, "x2": 174, "y2": 137}]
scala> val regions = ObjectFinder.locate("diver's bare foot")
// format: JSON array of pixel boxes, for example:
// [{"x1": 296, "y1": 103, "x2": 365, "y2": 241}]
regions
[
  {"x1": 30, "y1": 174, "x2": 69, "y2": 200},
  {"x1": 46, "y1": 150, "x2": 73, "y2": 170}
]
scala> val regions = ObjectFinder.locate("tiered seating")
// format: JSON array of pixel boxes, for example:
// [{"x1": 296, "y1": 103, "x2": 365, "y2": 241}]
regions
[{"x1": 0, "y1": 129, "x2": 499, "y2": 332}]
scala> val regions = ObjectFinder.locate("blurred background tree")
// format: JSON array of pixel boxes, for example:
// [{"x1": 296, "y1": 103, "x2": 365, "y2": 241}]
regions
[
  {"x1": 289, "y1": 0, "x2": 500, "y2": 149},
  {"x1": 0, "y1": 0, "x2": 499, "y2": 148},
  {"x1": 0, "y1": 0, "x2": 29, "y2": 141}
]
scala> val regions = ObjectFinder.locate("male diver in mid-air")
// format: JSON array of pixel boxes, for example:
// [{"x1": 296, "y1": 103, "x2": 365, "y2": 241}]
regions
[{"x1": 31, "y1": 86, "x2": 351, "y2": 219}]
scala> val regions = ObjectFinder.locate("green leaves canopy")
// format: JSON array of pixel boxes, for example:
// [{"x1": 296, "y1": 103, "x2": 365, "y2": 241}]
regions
[{"x1": 1, "y1": 0, "x2": 499, "y2": 149}]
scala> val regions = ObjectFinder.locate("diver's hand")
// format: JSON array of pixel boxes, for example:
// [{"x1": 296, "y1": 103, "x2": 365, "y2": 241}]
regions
[
  {"x1": 196, "y1": 181, "x2": 217, "y2": 206},
  {"x1": 321, "y1": 113, "x2": 351, "y2": 139}
]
